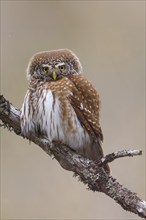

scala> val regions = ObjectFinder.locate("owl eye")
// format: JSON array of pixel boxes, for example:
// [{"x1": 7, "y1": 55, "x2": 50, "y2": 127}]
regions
[
  {"x1": 42, "y1": 66, "x2": 49, "y2": 73},
  {"x1": 59, "y1": 65, "x2": 65, "y2": 71}
]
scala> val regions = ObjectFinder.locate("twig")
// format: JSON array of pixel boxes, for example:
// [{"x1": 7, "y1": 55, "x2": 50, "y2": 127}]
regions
[
  {"x1": 98, "y1": 149, "x2": 142, "y2": 167},
  {"x1": 0, "y1": 95, "x2": 145, "y2": 219}
]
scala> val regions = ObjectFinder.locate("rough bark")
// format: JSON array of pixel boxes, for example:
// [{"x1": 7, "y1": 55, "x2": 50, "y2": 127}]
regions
[{"x1": 0, "y1": 95, "x2": 145, "y2": 219}]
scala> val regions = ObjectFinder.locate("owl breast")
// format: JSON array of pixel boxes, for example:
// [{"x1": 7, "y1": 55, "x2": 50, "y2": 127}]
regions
[{"x1": 20, "y1": 85, "x2": 91, "y2": 151}]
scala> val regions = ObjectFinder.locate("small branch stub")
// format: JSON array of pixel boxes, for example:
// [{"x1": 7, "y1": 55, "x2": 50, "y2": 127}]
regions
[{"x1": 99, "y1": 149, "x2": 142, "y2": 167}]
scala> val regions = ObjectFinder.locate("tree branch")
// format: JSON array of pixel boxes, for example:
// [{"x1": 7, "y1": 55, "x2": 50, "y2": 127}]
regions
[
  {"x1": 0, "y1": 95, "x2": 145, "y2": 219},
  {"x1": 98, "y1": 149, "x2": 142, "y2": 167}
]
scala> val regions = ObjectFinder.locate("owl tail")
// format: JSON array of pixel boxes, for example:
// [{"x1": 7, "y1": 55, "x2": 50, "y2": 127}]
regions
[{"x1": 79, "y1": 140, "x2": 110, "y2": 174}]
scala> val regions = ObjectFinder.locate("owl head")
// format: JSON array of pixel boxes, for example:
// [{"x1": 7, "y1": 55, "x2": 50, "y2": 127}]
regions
[{"x1": 27, "y1": 49, "x2": 83, "y2": 81}]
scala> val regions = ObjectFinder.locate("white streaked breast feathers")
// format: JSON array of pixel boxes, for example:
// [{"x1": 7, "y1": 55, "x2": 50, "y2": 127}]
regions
[{"x1": 20, "y1": 89, "x2": 91, "y2": 151}]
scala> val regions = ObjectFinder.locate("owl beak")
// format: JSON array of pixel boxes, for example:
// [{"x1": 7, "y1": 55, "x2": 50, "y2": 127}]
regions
[{"x1": 52, "y1": 71, "x2": 57, "y2": 80}]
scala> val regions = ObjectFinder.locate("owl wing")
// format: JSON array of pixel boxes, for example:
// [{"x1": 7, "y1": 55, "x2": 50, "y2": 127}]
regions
[
  {"x1": 68, "y1": 74, "x2": 103, "y2": 142},
  {"x1": 68, "y1": 75, "x2": 110, "y2": 173}
]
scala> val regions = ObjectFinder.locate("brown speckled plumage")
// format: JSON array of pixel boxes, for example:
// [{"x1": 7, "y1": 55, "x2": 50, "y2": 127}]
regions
[{"x1": 21, "y1": 49, "x2": 110, "y2": 173}]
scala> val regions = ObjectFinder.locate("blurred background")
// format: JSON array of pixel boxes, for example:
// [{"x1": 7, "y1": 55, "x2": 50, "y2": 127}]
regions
[{"x1": 1, "y1": 1, "x2": 145, "y2": 219}]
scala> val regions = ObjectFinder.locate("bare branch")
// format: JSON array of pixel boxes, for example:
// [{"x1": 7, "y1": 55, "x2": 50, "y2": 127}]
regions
[
  {"x1": 0, "y1": 95, "x2": 145, "y2": 219},
  {"x1": 98, "y1": 149, "x2": 142, "y2": 167}
]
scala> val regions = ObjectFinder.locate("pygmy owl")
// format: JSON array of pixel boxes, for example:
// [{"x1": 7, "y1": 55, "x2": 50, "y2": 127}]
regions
[{"x1": 21, "y1": 49, "x2": 110, "y2": 173}]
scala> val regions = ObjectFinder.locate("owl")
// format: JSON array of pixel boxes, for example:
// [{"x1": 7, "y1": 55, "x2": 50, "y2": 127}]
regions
[{"x1": 21, "y1": 49, "x2": 110, "y2": 173}]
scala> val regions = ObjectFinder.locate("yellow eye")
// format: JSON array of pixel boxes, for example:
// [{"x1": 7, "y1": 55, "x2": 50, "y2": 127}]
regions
[
  {"x1": 59, "y1": 65, "x2": 65, "y2": 71},
  {"x1": 42, "y1": 66, "x2": 49, "y2": 73}
]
